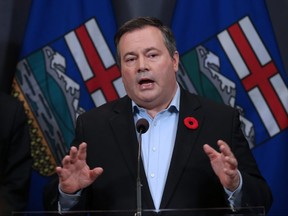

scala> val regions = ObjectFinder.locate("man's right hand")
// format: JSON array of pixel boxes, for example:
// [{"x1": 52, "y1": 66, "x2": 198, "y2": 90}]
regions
[{"x1": 56, "y1": 142, "x2": 104, "y2": 194}]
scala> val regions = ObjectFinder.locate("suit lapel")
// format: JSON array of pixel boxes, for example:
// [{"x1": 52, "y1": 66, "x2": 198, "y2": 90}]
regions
[
  {"x1": 108, "y1": 96, "x2": 155, "y2": 208},
  {"x1": 160, "y1": 89, "x2": 204, "y2": 209},
  {"x1": 109, "y1": 96, "x2": 138, "y2": 179}
]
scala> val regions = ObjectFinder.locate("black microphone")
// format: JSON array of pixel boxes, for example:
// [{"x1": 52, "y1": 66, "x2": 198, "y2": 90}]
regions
[
  {"x1": 135, "y1": 118, "x2": 149, "y2": 216},
  {"x1": 136, "y1": 118, "x2": 149, "y2": 134}
]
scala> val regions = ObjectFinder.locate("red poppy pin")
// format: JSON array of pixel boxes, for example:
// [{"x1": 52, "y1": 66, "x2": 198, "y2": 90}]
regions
[{"x1": 184, "y1": 117, "x2": 199, "y2": 130}]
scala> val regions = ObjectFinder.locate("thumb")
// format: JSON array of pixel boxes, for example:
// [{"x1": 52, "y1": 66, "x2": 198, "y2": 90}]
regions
[{"x1": 89, "y1": 167, "x2": 104, "y2": 180}]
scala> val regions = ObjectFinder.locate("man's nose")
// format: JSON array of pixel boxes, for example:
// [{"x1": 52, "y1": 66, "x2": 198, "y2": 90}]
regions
[{"x1": 137, "y1": 56, "x2": 148, "y2": 72}]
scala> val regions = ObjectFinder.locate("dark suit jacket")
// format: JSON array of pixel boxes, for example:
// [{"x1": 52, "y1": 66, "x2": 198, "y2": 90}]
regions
[
  {"x1": 44, "y1": 88, "x2": 272, "y2": 213},
  {"x1": 0, "y1": 91, "x2": 32, "y2": 213}
]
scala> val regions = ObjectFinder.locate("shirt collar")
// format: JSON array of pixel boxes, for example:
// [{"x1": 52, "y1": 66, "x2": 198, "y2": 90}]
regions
[{"x1": 132, "y1": 83, "x2": 180, "y2": 115}]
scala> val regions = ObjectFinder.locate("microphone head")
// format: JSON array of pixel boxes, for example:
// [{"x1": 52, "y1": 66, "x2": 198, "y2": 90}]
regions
[{"x1": 136, "y1": 118, "x2": 149, "y2": 134}]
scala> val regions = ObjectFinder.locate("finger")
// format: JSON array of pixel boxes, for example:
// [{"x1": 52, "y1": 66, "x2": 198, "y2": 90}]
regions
[
  {"x1": 224, "y1": 167, "x2": 240, "y2": 181},
  {"x1": 218, "y1": 140, "x2": 238, "y2": 169},
  {"x1": 224, "y1": 156, "x2": 238, "y2": 170},
  {"x1": 69, "y1": 146, "x2": 78, "y2": 164},
  {"x1": 62, "y1": 155, "x2": 72, "y2": 168},
  {"x1": 55, "y1": 166, "x2": 62, "y2": 175},
  {"x1": 203, "y1": 144, "x2": 218, "y2": 160},
  {"x1": 78, "y1": 142, "x2": 87, "y2": 161},
  {"x1": 223, "y1": 167, "x2": 238, "y2": 177},
  {"x1": 218, "y1": 140, "x2": 233, "y2": 157},
  {"x1": 55, "y1": 166, "x2": 65, "y2": 180}
]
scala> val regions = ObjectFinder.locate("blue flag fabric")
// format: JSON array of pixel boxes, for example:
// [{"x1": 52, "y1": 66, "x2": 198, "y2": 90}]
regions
[
  {"x1": 14, "y1": 0, "x2": 122, "y2": 211},
  {"x1": 172, "y1": 0, "x2": 288, "y2": 215}
]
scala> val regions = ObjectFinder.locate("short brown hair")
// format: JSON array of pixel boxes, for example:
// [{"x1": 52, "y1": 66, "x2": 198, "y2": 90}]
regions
[{"x1": 114, "y1": 17, "x2": 177, "y2": 65}]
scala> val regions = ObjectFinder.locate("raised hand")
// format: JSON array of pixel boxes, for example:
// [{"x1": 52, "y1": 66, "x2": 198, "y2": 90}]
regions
[
  {"x1": 55, "y1": 142, "x2": 103, "y2": 194},
  {"x1": 203, "y1": 140, "x2": 240, "y2": 191}
]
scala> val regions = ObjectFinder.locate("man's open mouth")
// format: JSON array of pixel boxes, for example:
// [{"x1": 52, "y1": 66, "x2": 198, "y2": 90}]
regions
[{"x1": 139, "y1": 78, "x2": 154, "y2": 85}]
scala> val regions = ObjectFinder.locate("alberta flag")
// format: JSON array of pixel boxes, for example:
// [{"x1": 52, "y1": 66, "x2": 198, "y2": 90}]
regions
[
  {"x1": 13, "y1": 0, "x2": 124, "y2": 211},
  {"x1": 172, "y1": 0, "x2": 288, "y2": 215}
]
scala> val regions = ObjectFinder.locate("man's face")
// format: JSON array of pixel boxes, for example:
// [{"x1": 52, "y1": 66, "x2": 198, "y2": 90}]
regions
[{"x1": 118, "y1": 26, "x2": 179, "y2": 112}]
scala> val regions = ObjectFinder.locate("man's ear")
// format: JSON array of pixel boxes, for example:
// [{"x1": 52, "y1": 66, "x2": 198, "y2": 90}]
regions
[{"x1": 173, "y1": 51, "x2": 179, "y2": 72}]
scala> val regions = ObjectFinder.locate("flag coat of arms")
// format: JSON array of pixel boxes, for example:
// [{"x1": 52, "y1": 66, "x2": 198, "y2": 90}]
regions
[{"x1": 13, "y1": 0, "x2": 123, "y2": 210}]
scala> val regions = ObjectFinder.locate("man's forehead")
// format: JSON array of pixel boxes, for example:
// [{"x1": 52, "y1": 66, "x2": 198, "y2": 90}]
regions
[
  {"x1": 118, "y1": 26, "x2": 165, "y2": 57},
  {"x1": 121, "y1": 26, "x2": 161, "y2": 39}
]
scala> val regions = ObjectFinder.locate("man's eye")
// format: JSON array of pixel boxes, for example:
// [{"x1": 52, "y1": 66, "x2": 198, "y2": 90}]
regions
[
  {"x1": 148, "y1": 53, "x2": 158, "y2": 58},
  {"x1": 126, "y1": 58, "x2": 135, "y2": 62}
]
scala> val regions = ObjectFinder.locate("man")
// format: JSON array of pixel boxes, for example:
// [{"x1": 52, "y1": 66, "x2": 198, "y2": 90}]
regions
[
  {"x1": 44, "y1": 17, "x2": 272, "y2": 214},
  {"x1": 0, "y1": 91, "x2": 32, "y2": 214}
]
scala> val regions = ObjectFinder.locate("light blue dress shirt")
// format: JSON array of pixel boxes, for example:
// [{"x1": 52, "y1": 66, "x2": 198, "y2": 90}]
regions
[
  {"x1": 133, "y1": 85, "x2": 180, "y2": 210},
  {"x1": 133, "y1": 84, "x2": 242, "y2": 210},
  {"x1": 59, "y1": 84, "x2": 243, "y2": 212}
]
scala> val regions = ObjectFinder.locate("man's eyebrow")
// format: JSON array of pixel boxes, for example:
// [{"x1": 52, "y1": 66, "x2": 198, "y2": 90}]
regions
[
  {"x1": 123, "y1": 47, "x2": 160, "y2": 58},
  {"x1": 145, "y1": 47, "x2": 159, "y2": 52},
  {"x1": 123, "y1": 52, "x2": 137, "y2": 59}
]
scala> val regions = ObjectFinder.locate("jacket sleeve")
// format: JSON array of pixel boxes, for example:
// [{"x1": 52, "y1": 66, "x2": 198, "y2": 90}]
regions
[{"x1": 230, "y1": 110, "x2": 273, "y2": 212}]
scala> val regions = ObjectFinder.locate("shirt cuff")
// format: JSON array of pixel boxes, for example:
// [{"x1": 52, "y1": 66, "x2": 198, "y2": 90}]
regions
[
  {"x1": 224, "y1": 170, "x2": 243, "y2": 210},
  {"x1": 58, "y1": 184, "x2": 82, "y2": 214}
]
